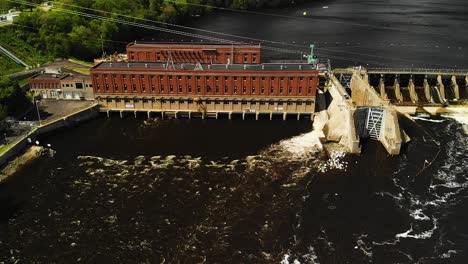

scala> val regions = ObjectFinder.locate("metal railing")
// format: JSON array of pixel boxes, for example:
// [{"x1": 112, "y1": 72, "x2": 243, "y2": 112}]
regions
[{"x1": 367, "y1": 68, "x2": 468, "y2": 75}]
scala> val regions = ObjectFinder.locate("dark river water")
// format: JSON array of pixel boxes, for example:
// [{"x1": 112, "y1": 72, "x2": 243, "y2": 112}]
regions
[
  {"x1": 2, "y1": 0, "x2": 468, "y2": 263},
  {"x1": 159, "y1": 0, "x2": 468, "y2": 68}
]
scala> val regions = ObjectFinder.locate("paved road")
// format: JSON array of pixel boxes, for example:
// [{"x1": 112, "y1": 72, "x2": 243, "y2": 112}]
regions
[
  {"x1": 2, "y1": 100, "x2": 95, "y2": 147},
  {"x1": 7, "y1": 60, "x2": 91, "y2": 80}
]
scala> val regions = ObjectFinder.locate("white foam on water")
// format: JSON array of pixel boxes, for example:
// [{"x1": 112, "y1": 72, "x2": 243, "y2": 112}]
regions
[
  {"x1": 409, "y1": 209, "x2": 430, "y2": 221},
  {"x1": 442, "y1": 114, "x2": 468, "y2": 135},
  {"x1": 355, "y1": 234, "x2": 373, "y2": 260},
  {"x1": 280, "y1": 254, "x2": 291, "y2": 264},
  {"x1": 279, "y1": 253, "x2": 303, "y2": 264},
  {"x1": 395, "y1": 219, "x2": 438, "y2": 240},
  {"x1": 301, "y1": 246, "x2": 320, "y2": 264},
  {"x1": 278, "y1": 130, "x2": 323, "y2": 157},
  {"x1": 440, "y1": 249, "x2": 459, "y2": 259},
  {"x1": 412, "y1": 117, "x2": 446, "y2": 123},
  {"x1": 317, "y1": 151, "x2": 348, "y2": 173}
]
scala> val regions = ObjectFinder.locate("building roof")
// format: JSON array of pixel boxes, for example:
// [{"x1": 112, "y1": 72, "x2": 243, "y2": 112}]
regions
[
  {"x1": 31, "y1": 73, "x2": 68, "y2": 80},
  {"x1": 92, "y1": 62, "x2": 317, "y2": 72},
  {"x1": 127, "y1": 41, "x2": 261, "y2": 48},
  {"x1": 62, "y1": 74, "x2": 91, "y2": 81}
]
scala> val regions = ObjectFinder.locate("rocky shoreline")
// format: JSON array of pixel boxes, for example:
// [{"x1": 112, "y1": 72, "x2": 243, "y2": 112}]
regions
[{"x1": 0, "y1": 146, "x2": 43, "y2": 184}]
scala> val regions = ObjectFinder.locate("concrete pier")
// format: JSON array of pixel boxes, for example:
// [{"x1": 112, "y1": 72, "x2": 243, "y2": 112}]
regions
[
  {"x1": 451, "y1": 76, "x2": 460, "y2": 100},
  {"x1": 379, "y1": 75, "x2": 388, "y2": 100},
  {"x1": 437, "y1": 75, "x2": 446, "y2": 101},
  {"x1": 424, "y1": 76, "x2": 431, "y2": 102},
  {"x1": 333, "y1": 69, "x2": 405, "y2": 155},
  {"x1": 322, "y1": 74, "x2": 361, "y2": 154},
  {"x1": 352, "y1": 68, "x2": 468, "y2": 115},
  {"x1": 394, "y1": 75, "x2": 403, "y2": 103},
  {"x1": 408, "y1": 76, "x2": 418, "y2": 103}
]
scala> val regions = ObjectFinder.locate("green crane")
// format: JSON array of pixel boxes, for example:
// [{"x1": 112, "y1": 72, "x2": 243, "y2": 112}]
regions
[{"x1": 307, "y1": 44, "x2": 317, "y2": 65}]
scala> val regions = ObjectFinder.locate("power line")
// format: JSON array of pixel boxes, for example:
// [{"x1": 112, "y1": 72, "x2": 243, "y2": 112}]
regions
[
  {"x1": 51, "y1": 0, "x2": 309, "y2": 50},
  {"x1": 8, "y1": 0, "x2": 306, "y2": 55},
  {"x1": 6, "y1": 0, "x2": 455, "y2": 68},
  {"x1": 162, "y1": 0, "x2": 447, "y2": 36},
  {"x1": 42, "y1": 0, "x2": 455, "y2": 67},
  {"x1": 11, "y1": 24, "x2": 128, "y2": 44}
]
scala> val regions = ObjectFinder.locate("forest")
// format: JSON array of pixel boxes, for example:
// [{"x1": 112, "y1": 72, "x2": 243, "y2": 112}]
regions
[
  {"x1": 0, "y1": 78, "x2": 30, "y2": 120},
  {"x1": 0, "y1": 0, "x2": 304, "y2": 60}
]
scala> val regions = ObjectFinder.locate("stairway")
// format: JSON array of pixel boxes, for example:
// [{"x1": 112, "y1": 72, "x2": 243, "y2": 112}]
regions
[{"x1": 365, "y1": 108, "x2": 384, "y2": 140}]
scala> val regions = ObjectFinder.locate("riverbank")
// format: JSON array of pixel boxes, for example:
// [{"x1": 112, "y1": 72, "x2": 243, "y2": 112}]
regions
[
  {"x1": 0, "y1": 146, "x2": 42, "y2": 184},
  {"x1": 0, "y1": 102, "x2": 99, "y2": 171}
]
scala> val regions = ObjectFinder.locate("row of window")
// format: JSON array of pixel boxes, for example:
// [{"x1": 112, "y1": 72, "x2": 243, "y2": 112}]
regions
[
  {"x1": 101, "y1": 98, "x2": 313, "y2": 105},
  {"x1": 61, "y1": 83, "x2": 93, "y2": 89},
  {"x1": 97, "y1": 84, "x2": 314, "y2": 95},
  {"x1": 97, "y1": 74, "x2": 314, "y2": 82},
  {"x1": 32, "y1": 83, "x2": 93, "y2": 89},
  {"x1": 129, "y1": 51, "x2": 258, "y2": 63},
  {"x1": 31, "y1": 83, "x2": 60, "y2": 89}
]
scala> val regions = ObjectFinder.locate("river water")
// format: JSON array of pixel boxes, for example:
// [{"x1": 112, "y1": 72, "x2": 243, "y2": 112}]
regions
[{"x1": 1, "y1": 0, "x2": 468, "y2": 263}]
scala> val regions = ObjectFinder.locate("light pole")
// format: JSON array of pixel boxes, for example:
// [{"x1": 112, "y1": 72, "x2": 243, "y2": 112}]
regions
[{"x1": 35, "y1": 100, "x2": 42, "y2": 126}]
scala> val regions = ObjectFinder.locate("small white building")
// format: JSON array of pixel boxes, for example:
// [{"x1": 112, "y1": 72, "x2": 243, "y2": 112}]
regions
[{"x1": 0, "y1": 9, "x2": 20, "y2": 22}]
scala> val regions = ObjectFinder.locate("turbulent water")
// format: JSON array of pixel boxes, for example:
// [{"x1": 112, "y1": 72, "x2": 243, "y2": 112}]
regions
[
  {"x1": 2, "y1": 0, "x2": 468, "y2": 262},
  {"x1": 0, "y1": 116, "x2": 467, "y2": 263}
]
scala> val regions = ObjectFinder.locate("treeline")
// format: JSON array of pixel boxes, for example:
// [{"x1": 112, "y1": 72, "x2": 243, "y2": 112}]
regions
[
  {"x1": 0, "y1": 78, "x2": 30, "y2": 120},
  {"x1": 0, "y1": 0, "x2": 304, "y2": 61}
]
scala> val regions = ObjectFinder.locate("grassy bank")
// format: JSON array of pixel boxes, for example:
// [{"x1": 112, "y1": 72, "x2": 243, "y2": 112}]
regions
[
  {"x1": 0, "y1": 144, "x2": 12, "y2": 155},
  {"x1": 0, "y1": 26, "x2": 53, "y2": 71},
  {"x1": 0, "y1": 54, "x2": 24, "y2": 76}
]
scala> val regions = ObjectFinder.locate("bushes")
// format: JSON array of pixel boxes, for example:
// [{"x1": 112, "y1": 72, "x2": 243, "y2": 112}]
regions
[{"x1": 0, "y1": 77, "x2": 30, "y2": 120}]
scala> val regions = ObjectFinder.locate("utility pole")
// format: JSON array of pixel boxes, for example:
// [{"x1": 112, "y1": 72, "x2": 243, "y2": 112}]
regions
[
  {"x1": 35, "y1": 100, "x2": 42, "y2": 126},
  {"x1": 101, "y1": 34, "x2": 105, "y2": 58}
]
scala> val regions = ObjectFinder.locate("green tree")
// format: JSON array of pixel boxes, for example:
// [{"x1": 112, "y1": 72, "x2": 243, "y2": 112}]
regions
[
  {"x1": 0, "y1": 78, "x2": 30, "y2": 120},
  {"x1": 231, "y1": 0, "x2": 256, "y2": 9}
]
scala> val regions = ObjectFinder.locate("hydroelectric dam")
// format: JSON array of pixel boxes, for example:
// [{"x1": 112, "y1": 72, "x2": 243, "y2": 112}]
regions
[{"x1": 314, "y1": 67, "x2": 468, "y2": 156}]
